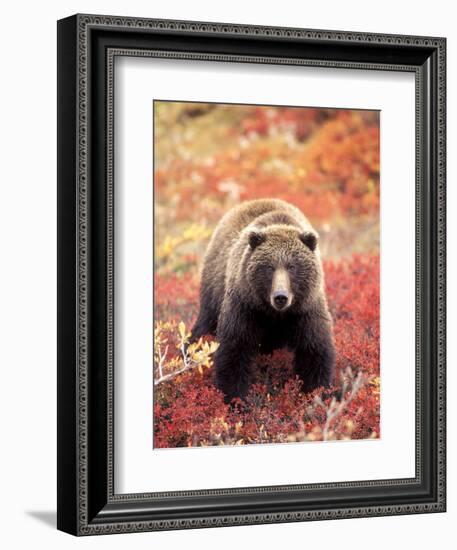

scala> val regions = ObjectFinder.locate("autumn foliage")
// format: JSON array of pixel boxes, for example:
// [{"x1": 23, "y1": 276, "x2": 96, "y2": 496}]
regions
[{"x1": 153, "y1": 102, "x2": 380, "y2": 448}]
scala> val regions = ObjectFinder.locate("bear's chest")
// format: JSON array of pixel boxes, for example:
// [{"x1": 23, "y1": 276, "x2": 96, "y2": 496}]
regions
[{"x1": 257, "y1": 313, "x2": 301, "y2": 354}]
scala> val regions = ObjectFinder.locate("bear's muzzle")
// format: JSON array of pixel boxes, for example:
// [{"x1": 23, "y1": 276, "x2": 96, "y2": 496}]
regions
[{"x1": 270, "y1": 268, "x2": 293, "y2": 311}]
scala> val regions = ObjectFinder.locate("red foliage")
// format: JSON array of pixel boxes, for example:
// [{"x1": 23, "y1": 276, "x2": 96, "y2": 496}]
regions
[
  {"x1": 153, "y1": 254, "x2": 380, "y2": 447},
  {"x1": 241, "y1": 106, "x2": 330, "y2": 141},
  {"x1": 154, "y1": 272, "x2": 200, "y2": 325}
]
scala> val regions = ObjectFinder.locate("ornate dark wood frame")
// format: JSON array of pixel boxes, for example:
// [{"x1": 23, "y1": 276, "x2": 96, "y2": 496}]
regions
[{"x1": 57, "y1": 14, "x2": 446, "y2": 536}]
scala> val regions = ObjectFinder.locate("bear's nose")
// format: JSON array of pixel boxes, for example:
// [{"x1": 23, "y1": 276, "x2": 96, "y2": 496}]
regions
[{"x1": 273, "y1": 291, "x2": 288, "y2": 309}]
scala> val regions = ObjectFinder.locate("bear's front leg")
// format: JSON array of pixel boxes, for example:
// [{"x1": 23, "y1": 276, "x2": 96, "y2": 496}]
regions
[
  {"x1": 293, "y1": 313, "x2": 335, "y2": 393},
  {"x1": 214, "y1": 341, "x2": 258, "y2": 402},
  {"x1": 214, "y1": 300, "x2": 260, "y2": 402},
  {"x1": 294, "y1": 344, "x2": 334, "y2": 393}
]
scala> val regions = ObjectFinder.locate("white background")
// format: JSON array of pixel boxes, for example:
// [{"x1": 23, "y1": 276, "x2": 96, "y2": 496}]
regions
[
  {"x1": 0, "y1": 0, "x2": 455, "y2": 548},
  {"x1": 115, "y1": 58, "x2": 415, "y2": 493}
]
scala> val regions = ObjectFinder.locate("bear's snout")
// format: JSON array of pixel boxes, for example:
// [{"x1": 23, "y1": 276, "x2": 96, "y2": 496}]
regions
[{"x1": 270, "y1": 268, "x2": 293, "y2": 311}]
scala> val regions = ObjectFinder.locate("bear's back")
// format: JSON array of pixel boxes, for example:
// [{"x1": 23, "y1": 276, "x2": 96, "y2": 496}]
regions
[{"x1": 210, "y1": 198, "x2": 311, "y2": 247}]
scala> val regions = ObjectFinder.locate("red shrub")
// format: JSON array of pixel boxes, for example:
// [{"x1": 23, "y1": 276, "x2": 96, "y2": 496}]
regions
[{"x1": 153, "y1": 254, "x2": 380, "y2": 447}]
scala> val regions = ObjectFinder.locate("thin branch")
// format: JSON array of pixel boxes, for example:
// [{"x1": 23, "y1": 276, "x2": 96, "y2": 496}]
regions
[
  {"x1": 154, "y1": 322, "x2": 218, "y2": 386},
  {"x1": 315, "y1": 368, "x2": 365, "y2": 440}
]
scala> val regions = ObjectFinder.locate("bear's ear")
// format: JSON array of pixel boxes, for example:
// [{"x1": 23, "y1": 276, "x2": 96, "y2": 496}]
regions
[
  {"x1": 299, "y1": 232, "x2": 318, "y2": 251},
  {"x1": 248, "y1": 230, "x2": 266, "y2": 249}
]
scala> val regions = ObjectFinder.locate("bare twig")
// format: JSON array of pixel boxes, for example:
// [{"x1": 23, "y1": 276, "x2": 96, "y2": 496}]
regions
[
  {"x1": 154, "y1": 321, "x2": 219, "y2": 386},
  {"x1": 314, "y1": 367, "x2": 366, "y2": 440}
]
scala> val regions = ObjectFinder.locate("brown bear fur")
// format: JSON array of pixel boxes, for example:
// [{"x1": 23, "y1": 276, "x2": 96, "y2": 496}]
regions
[{"x1": 191, "y1": 198, "x2": 335, "y2": 402}]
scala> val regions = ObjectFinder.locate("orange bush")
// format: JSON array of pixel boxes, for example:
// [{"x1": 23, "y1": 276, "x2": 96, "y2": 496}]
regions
[{"x1": 154, "y1": 108, "x2": 379, "y2": 229}]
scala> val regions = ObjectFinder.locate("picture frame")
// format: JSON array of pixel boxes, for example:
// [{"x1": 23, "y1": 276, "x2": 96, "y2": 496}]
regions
[{"x1": 57, "y1": 13, "x2": 446, "y2": 536}]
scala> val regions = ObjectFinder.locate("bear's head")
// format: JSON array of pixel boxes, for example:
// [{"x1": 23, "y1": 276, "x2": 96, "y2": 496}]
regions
[{"x1": 244, "y1": 225, "x2": 322, "y2": 313}]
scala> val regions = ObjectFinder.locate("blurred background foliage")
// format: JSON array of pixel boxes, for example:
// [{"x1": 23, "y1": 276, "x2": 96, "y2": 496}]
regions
[{"x1": 154, "y1": 101, "x2": 380, "y2": 275}]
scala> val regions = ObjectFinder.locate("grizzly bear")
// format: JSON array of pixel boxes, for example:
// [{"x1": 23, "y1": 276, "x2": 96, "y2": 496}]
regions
[{"x1": 191, "y1": 198, "x2": 335, "y2": 402}]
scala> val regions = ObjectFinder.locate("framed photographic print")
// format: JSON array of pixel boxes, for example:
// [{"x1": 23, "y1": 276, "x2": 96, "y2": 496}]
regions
[{"x1": 57, "y1": 14, "x2": 446, "y2": 535}]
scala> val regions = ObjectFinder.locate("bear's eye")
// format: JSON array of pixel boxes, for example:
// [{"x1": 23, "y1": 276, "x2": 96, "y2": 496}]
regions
[
  {"x1": 265, "y1": 265, "x2": 275, "y2": 273},
  {"x1": 287, "y1": 264, "x2": 297, "y2": 272}
]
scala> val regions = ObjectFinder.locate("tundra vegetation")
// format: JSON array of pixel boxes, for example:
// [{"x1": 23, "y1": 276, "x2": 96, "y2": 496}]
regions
[{"x1": 153, "y1": 102, "x2": 380, "y2": 448}]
